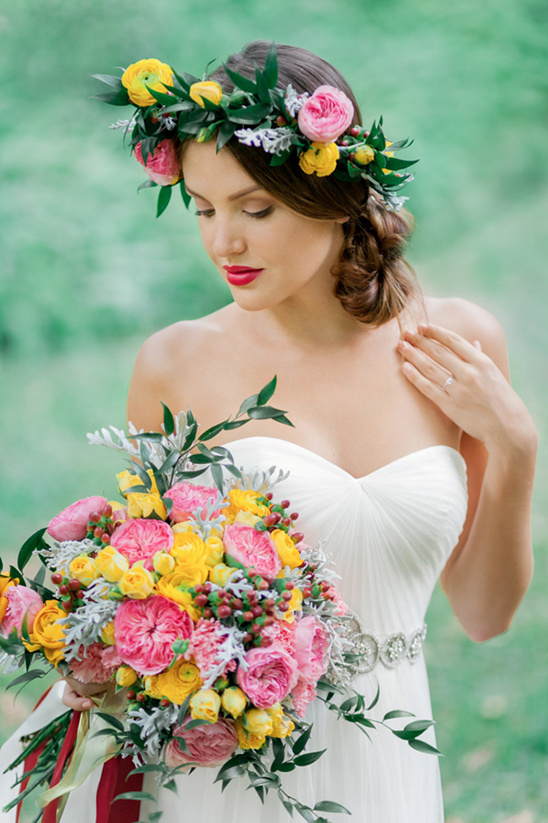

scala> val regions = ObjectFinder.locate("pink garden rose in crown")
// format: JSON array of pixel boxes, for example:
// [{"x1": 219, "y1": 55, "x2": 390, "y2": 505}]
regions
[
  {"x1": 134, "y1": 139, "x2": 180, "y2": 186},
  {"x1": 297, "y1": 85, "x2": 354, "y2": 142},
  {"x1": 47, "y1": 496, "x2": 108, "y2": 542},
  {"x1": 110, "y1": 518, "x2": 174, "y2": 569},
  {"x1": 223, "y1": 522, "x2": 282, "y2": 580},
  {"x1": 165, "y1": 717, "x2": 239, "y2": 768},
  {"x1": 163, "y1": 481, "x2": 220, "y2": 523}
]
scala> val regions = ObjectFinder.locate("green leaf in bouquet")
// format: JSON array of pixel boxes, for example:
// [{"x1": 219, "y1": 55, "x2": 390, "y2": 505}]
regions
[
  {"x1": 113, "y1": 791, "x2": 158, "y2": 803},
  {"x1": 198, "y1": 421, "x2": 227, "y2": 441},
  {"x1": 17, "y1": 527, "x2": 48, "y2": 572},
  {"x1": 278, "y1": 791, "x2": 295, "y2": 817},
  {"x1": 223, "y1": 419, "x2": 248, "y2": 430},
  {"x1": 92, "y1": 88, "x2": 131, "y2": 106},
  {"x1": 408, "y1": 739, "x2": 442, "y2": 756},
  {"x1": 0, "y1": 632, "x2": 23, "y2": 655},
  {"x1": 183, "y1": 718, "x2": 212, "y2": 731},
  {"x1": 295, "y1": 804, "x2": 316, "y2": 823},
  {"x1": 404, "y1": 718, "x2": 436, "y2": 734},
  {"x1": 10, "y1": 564, "x2": 24, "y2": 582},
  {"x1": 162, "y1": 402, "x2": 175, "y2": 436},
  {"x1": 257, "y1": 375, "x2": 278, "y2": 406},
  {"x1": 187, "y1": 453, "x2": 213, "y2": 465},
  {"x1": 6, "y1": 669, "x2": 48, "y2": 691},
  {"x1": 367, "y1": 682, "x2": 381, "y2": 710},
  {"x1": 383, "y1": 709, "x2": 415, "y2": 721},
  {"x1": 157, "y1": 185, "x2": 172, "y2": 218},
  {"x1": 275, "y1": 761, "x2": 296, "y2": 772},
  {"x1": 95, "y1": 711, "x2": 126, "y2": 732},
  {"x1": 291, "y1": 724, "x2": 313, "y2": 756},
  {"x1": 293, "y1": 749, "x2": 327, "y2": 767},
  {"x1": 247, "y1": 405, "x2": 288, "y2": 420},
  {"x1": 313, "y1": 800, "x2": 352, "y2": 814},
  {"x1": 91, "y1": 73, "x2": 123, "y2": 91},
  {"x1": 237, "y1": 392, "x2": 260, "y2": 416},
  {"x1": 210, "y1": 462, "x2": 223, "y2": 491},
  {"x1": 223, "y1": 463, "x2": 243, "y2": 479},
  {"x1": 224, "y1": 554, "x2": 246, "y2": 571},
  {"x1": 130, "y1": 460, "x2": 153, "y2": 490}
]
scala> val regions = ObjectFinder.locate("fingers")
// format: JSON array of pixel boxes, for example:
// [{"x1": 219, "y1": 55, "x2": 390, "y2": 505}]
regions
[
  {"x1": 417, "y1": 323, "x2": 483, "y2": 363},
  {"x1": 401, "y1": 361, "x2": 449, "y2": 402},
  {"x1": 62, "y1": 683, "x2": 94, "y2": 711},
  {"x1": 397, "y1": 339, "x2": 452, "y2": 389}
]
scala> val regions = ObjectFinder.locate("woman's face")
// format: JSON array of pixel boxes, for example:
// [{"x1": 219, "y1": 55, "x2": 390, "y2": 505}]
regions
[{"x1": 181, "y1": 140, "x2": 347, "y2": 313}]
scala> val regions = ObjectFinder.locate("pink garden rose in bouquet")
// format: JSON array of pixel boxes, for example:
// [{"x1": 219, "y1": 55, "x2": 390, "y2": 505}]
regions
[{"x1": 165, "y1": 717, "x2": 239, "y2": 768}]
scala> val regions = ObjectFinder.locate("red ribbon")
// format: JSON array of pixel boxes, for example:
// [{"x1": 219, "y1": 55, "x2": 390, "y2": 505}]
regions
[
  {"x1": 41, "y1": 709, "x2": 82, "y2": 823},
  {"x1": 96, "y1": 755, "x2": 143, "y2": 823},
  {"x1": 18, "y1": 688, "x2": 143, "y2": 823}
]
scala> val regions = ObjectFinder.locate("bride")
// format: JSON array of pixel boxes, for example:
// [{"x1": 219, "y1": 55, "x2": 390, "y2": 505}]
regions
[{"x1": 26, "y1": 40, "x2": 537, "y2": 822}]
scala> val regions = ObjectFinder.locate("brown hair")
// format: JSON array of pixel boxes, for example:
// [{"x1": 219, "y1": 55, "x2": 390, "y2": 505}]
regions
[{"x1": 191, "y1": 41, "x2": 420, "y2": 325}]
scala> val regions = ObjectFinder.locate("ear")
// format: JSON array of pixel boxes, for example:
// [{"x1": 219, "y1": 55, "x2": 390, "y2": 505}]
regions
[{"x1": 334, "y1": 215, "x2": 350, "y2": 224}]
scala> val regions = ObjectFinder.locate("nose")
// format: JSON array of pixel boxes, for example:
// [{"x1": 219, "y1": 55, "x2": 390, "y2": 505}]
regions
[{"x1": 211, "y1": 216, "x2": 246, "y2": 259}]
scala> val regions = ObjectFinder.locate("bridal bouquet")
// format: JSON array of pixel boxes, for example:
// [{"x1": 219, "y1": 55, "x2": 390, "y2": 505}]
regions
[{"x1": 0, "y1": 379, "x2": 438, "y2": 823}]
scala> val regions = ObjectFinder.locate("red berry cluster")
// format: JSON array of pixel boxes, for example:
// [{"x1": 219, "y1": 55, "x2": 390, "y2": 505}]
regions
[
  {"x1": 51, "y1": 573, "x2": 86, "y2": 612},
  {"x1": 299, "y1": 564, "x2": 334, "y2": 602},
  {"x1": 86, "y1": 505, "x2": 115, "y2": 546},
  {"x1": 253, "y1": 495, "x2": 303, "y2": 544}
]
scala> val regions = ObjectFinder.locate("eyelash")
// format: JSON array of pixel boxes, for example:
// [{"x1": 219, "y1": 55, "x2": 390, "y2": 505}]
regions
[{"x1": 194, "y1": 206, "x2": 273, "y2": 220}]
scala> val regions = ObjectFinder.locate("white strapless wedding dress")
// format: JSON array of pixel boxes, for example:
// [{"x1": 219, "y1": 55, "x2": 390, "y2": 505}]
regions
[{"x1": 0, "y1": 437, "x2": 468, "y2": 823}]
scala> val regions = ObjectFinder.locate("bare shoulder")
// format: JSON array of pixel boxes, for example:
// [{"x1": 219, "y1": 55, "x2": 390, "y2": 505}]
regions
[
  {"x1": 127, "y1": 306, "x2": 235, "y2": 430},
  {"x1": 424, "y1": 296, "x2": 509, "y2": 370}
]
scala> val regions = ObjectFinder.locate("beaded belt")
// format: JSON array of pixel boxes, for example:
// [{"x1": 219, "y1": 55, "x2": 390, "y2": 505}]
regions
[{"x1": 336, "y1": 611, "x2": 427, "y2": 680}]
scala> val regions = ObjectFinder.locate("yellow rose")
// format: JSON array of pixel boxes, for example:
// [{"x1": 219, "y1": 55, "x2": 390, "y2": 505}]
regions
[
  {"x1": 228, "y1": 489, "x2": 270, "y2": 518},
  {"x1": 69, "y1": 555, "x2": 98, "y2": 587},
  {"x1": 28, "y1": 601, "x2": 67, "y2": 667},
  {"x1": 156, "y1": 574, "x2": 201, "y2": 621},
  {"x1": 95, "y1": 546, "x2": 129, "y2": 583},
  {"x1": 281, "y1": 587, "x2": 304, "y2": 623},
  {"x1": 189, "y1": 81, "x2": 223, "y2": 108},
  {"x1": 119, "y1": 562, "x2": 155, "y2": 599},
  {"x1": 167, "y1": 562, "x2": 208, "y2": 590},
  {"x1": 270, "y1": 713, "x2": 295, "y2": 739},
  {"x1": 144, "y1": 659, "x2": 202, "y2": 704},
  {"x1": 190, "y1": 689, "x2": 221, "y2": 723},
  {"x1": 203, "y1": 536, "x2": 225, "y2": 567},
  {"x1": 271, "y1": 529, "x2": 302, "y2": 570},
  {"x1": 122, "y1": 58, "x2": 174, "y2": 108},
  {"x1": 171, "y1": 532, "x2": 207, "y2": 566},
  {"x1": 101, "y1": 621, "x2": 116, "y2": 645},
  {"x1": 354, "y1": 145, "x2": 375, "y2": 166},
  {"x1": 209, "y1": 563, "x2": 237, "y2": 587},
  {"x1": 152, "y1": 551, "x2": 176, "y2": 576},
  {"x1": 116, "y1": 665, "x2": 138, "y2": 688},
  {"x1": 235, "y1": 717, "x2": 266, "y2": 750},
  {"x1": 298, "y1": 142, "x2": 339, "y2": 177},
  {"x1": 117, "y1": 469, "x2": 167, "y2": 519},
  {"x1": 234, "y1": 510, "x2": 261, "y2": 528},
  {"x1": 172, "y1": 521, "x2": 198, "y2": 534},
  {"x1": 0, "y1": 574, "x2": 18, "y2": 622},
  {"x1": 245, "y1": 708, "x2": 274, "y2": 737},
  {"x1": 221, "y1": 686, "x2": 247, "y2": 719}
]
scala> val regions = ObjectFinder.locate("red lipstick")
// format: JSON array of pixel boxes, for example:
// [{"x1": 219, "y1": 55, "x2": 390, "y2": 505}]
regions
[{"x1": 223, "y1": 265, "x2": 263, "y2": 286}]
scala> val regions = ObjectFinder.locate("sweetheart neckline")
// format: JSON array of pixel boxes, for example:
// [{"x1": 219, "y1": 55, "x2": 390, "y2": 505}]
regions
[{"x1": 221, "y1": 436, "x2": 467, "y2": 483}]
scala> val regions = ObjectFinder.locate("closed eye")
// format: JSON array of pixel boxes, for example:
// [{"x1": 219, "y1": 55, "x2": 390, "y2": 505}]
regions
[{"x1": 194, "y1": 206, "x2": 273, "y2": 219}]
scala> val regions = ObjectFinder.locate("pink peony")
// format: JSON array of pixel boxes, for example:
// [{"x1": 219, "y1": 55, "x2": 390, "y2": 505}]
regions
[
  {"x1": 134, "y1": 139, "x2": 180, "y2": 186},
  {"x1": 298, "y1": 85, "x2": 354, "y2": 142},
  {"x1": 237, "y1": 643, "x2": 298, "y2": 708},
  {"x1": 1, "y1": 586, "x2": 43, "y2": 637},
  {"x1": 294, "y1": 615, "x2": 326, "y2": 685},
  {"x1": 68, "y1": 643, "x2": 122, "y2": 684},
  {"x1": 110, "y1": 519, "x2": 174, "y2": 570},
  {"x1": 47, "y1": 496, "x2": 108, "y2": 542},
  {"x1": 163, "y1": 481, "x2": 220, "y2": 523},
  {"x1": 184, "y1": 618, "x2": 235, "y2": 680},
  {"x1": 291, "y1": 678, "x2": 317, "y2": 718},
  {"x1": 223, "y1": 523, "x2": 281, "y2": 580},
  {"x1": 114, "y1": 596, "x2": 193, "y2": 675},
  {"x1": 262, "y1": 619, "x2": 297, "y2": 656},
  {"x1": 165, "y1": 717, "x2": 238, "y2": 768}
]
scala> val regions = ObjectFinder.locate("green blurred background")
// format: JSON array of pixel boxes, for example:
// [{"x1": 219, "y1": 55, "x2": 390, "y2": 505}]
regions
[{"x1": 1, "y1": 1, "x2": 547, "y2": 821}]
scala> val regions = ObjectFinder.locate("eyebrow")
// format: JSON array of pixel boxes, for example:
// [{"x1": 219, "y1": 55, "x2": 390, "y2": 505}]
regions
[{"x1": 183, "y1": 184, "x2": 263, "y2": 202}]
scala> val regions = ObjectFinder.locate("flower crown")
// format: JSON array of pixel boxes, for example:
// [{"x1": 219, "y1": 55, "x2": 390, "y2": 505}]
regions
[{"x1": 95, "y1": 43, "x2": 417, "y2": 217}]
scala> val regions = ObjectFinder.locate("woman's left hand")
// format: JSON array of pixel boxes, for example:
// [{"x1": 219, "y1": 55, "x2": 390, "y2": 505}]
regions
[{"x1": 397, "y1": 323, "x2": 535, "y2": 453}]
